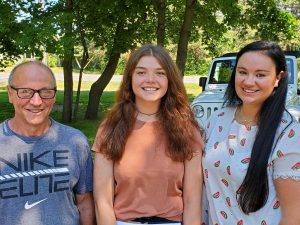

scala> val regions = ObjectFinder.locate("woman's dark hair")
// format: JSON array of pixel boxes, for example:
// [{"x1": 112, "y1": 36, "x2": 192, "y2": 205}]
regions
[
  {"x1": 224, "y1": 40, "x2": 288, "y2": 214},
  {"x1": 98, "y1": 44, "x2": 201, "y2": 162}
]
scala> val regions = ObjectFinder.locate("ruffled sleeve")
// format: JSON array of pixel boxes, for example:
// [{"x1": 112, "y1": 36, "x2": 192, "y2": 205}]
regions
[{"x1": 272, "y1": 122, "x2": 300, "y2": 181}]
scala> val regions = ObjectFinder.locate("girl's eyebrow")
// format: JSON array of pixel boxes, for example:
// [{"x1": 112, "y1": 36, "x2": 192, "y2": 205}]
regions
[
  {"x1": 237, "y1": 66, "x2": 270, "y2": 72},
  {"x1": 135, "y1": 66, "x2": 165, "y2": 70}
]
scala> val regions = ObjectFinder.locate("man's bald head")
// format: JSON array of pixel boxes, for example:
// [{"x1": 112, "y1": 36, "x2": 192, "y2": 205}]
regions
[{"x1": 8, "y1": 61, "x2": 56, "y2": 87}]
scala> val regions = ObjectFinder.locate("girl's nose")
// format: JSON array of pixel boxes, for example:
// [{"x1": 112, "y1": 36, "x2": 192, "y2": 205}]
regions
[
  {"x1": 146, "y1": 72, "x2": 155, "y2": 82},
  {"x1": 243, "y1": 75, "x2": 255, "y2": 85}
]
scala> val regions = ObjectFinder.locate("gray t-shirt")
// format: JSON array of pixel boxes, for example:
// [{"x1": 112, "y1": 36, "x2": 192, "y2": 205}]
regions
[{"x1": 0, "y1": 119, "x2": 93, "y2": 225}]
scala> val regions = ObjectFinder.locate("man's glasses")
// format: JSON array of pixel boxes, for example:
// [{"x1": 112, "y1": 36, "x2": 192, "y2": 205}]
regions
[{"x1": 10, "y1": 86, "x2": 57, "y2": 99}]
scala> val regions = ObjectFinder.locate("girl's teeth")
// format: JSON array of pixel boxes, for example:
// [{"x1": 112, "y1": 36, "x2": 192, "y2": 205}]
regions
[
  {"x1": 244, "y1": 89, "x2": 255, "y2": 93},
  {"x1": 144, "y1": 88, "x2": 157, "y2": 91}
]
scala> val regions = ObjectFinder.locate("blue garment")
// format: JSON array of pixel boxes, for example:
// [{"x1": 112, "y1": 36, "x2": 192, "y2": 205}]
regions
[{"x1": 0, "y1": 119, "x2": 93, "y2": 225}]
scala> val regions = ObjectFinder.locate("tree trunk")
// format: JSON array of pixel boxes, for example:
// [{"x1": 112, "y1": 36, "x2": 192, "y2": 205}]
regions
[
  {"x1": 73, "y1": 1, "x2": 89, "y2": 122},
  {"x1": 176, "y1": 0, "x2": 197, "y2": 76},
  {"x1": 84, "y1": 50, "x2": 120, "y2": 119},
  {"x1": 62, "y1": 51, "x2": 74, "y2": 123},
  {"x1": 85, "y1": 22, "x2": 124, "y2": 120},
  {"x1": 156, "y1": 0, "x2": 166, "y2": 46},
  {"x1": 73, "y1": 49, "x2": 88, "y2": 122},
  {"x1": 62, "y1": 0, "x2": 74, "y2": 123}
]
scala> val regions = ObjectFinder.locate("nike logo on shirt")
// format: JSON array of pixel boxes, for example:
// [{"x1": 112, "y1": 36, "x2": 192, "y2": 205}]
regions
[{"x1": 24, "y1": 198, "x2": 47, "y2": 209}]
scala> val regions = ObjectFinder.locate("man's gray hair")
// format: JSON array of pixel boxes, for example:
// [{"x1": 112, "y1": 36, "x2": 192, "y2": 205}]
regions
[{"x1": 8, "y1": 60, "x2": 56, "y2": 87}]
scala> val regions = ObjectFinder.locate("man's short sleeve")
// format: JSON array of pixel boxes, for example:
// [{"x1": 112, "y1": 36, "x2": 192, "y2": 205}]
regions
[{"x1": 74, "y1": 136, "x2": 93, "y2": 194}]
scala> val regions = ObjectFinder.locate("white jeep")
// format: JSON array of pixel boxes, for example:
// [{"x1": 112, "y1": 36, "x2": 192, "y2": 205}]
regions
[{"x1": 191, "y1": 52, "x2": 300, "y2": 127}]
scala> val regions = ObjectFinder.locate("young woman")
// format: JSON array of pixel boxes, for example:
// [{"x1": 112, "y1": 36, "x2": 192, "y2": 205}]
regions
[
  {"x1": 93, "y1": 44, "x2": 204, "y2": 225},
  {"x1": 202, "y1": 41, "x2": 300, "y2": 224}
]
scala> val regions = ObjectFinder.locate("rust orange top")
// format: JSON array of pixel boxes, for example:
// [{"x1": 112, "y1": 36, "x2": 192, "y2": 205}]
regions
[{"x1": 93, "y1": 119, "x2": 203, "y2": 222}]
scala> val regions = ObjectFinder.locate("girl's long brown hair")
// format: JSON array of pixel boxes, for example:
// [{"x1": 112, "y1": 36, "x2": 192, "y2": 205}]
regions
[{"x1": 97, "y1": 44, "x2": 202, "y2": 162}]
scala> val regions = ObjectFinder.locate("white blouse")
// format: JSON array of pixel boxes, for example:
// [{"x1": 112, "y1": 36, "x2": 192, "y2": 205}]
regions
[{"x1": 202, "y1": 107, "x2": 300, "y2": 225}]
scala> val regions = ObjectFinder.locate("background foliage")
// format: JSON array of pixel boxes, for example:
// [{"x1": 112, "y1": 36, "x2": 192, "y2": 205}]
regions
[{"x1": 1, "y1": 0, "x2": 300, "y2": 121}]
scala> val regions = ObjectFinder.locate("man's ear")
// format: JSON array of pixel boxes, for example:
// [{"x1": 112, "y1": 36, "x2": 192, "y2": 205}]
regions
[
  {"x1": 7, "y1": 86, "x2": 13, "y2": 103},
  {"x1": 274, "y1": 71, "x2": 284, "y2": 87}
]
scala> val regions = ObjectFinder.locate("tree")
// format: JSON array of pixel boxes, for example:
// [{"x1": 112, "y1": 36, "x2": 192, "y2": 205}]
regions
[
  {"x1": 0, "y1": 1, "x2": 22, "y2": 69},
  {"x1": 73, "y1": 1, "x2": 90, "y2": 122},
  {"x1": 4, "y1": 0, "x2": 299, "y2": 121},
  {"x1": 84, "y1": 0, "x2": 156, "y2": 119},
  {"x1": 244, "y1": 0, "x2": 298, "y2": 42},
  {"x1": 176, "y1": 0, "x2": 197, "y2": 75},
  {"x1": 155, "y1": 0, "x2": 166, "y2": 46},
  {"x1": 85, "y1": 24, "x2": 122, "y2": 119},
  {"x1": 60, "y1": 0, "x2": 75, "y2": 123}
]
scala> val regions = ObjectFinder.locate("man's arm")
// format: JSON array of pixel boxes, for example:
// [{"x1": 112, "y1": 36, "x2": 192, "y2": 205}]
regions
[{"x1": 75, "y1": 192, "x2": 96, "y2": 225}]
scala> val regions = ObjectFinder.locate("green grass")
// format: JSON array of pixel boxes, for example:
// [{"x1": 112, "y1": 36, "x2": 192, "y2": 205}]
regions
[{"x1": 0, "y1": 81, "x2": 201, "y2": 145}]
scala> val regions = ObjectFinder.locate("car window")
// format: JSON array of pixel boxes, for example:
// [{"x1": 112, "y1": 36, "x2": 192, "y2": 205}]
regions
[{"x1": 209, "y1": 59, "x2": 235, "y2": 84}]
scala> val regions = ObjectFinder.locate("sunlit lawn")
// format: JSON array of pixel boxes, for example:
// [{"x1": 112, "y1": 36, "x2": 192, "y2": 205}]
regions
[{"x1": 0, "y1": 80, "x2": 201, "y2": 144}]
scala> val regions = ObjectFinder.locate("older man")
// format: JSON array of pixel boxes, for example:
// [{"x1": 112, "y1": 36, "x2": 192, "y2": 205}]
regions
[{"x1": 0, "y1": 61, "x2": 95, "y2": 225}]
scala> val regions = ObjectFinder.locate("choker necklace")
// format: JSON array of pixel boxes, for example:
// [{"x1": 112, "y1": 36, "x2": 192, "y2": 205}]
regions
[
  {"x1": 136, "y1": 110, "x2": 158, "y2": 122},
  {"x1": 137, "y1": 110, "x2": 158, "y2": 116}
]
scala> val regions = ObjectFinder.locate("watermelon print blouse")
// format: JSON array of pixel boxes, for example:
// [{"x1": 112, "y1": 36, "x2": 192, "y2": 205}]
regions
[{"x1": 202, "y1": 107, "x2": 300, "y2": 225}]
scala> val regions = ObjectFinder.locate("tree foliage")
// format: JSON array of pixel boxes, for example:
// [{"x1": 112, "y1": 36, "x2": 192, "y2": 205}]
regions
[
  {"x1": 0, "y1": 1, "x2": 22, "y2": 69},
  {"x1": 1, "y1": 0, "x2": 299, "y2": 120},
  {"x1": 244, "y1": 0, "x2": 298, "y2": 41},
  {"x1": 84, "y1": 0, "x2": 158, "y2": 119}
]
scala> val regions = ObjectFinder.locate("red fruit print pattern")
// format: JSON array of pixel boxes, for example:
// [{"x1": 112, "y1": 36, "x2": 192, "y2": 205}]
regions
[
  {"x1": 229, "y1": 148, "x2": 234, "y2": 156},
  {"x1": 291, "y1": 162, "x2": 300, "y2": 170},
  {"x1": 213, "y1": 192, "x2": 220, "y2": 199},
  {"x1": 281, "y1": 119, "x2": 288, "y2": 124},
  {"x1": 241, "y1": 157, "x2": 250, "y2": 164},
  {"x1": 226, "y1": 165, "x2": 231, "y2": 175},
  {"x1": 214, "y1": 160, "x2": 221, "y2": 167},
  {"x1": 261, "y1": 221, "x2": 267, "y2": 225},
  {"x1": 245, "y1": 124, "x2": 251, "y2": 131},
  {"x1": 276, "y1": 150, "x2": 284, "y2": 158},
  {"x1": 221, "y1": 178, "x2": 229, "y2": 187},
  {"x1": 236, "y1": 186, "x2": 244, "y2": 194},
  {"x1": 218, "y1": 126, "x2": 223, "y2": 132},
  {"x1": 218, "y1": 112, "x2": 225, "y2": 117},
  {"x1": 204, "y1": 169, "x2": 208, "y2": 179},
  {"x1": 288, "y1": 129, "x2": 295, "y2": 138},
  {"x1": 240, "y1": 138, "x2": 246, "y2": 146},
  {"x1": 273, "y1": 200, "x2": 280, "y2": 209},
  {"x1": 228, "y1": 134, "x2": 236, "y2": 139},
  {"x1": 220, "y1": 211, "x2": 227, "y2": 219},
  {"x1": 207, "y1": 122, "x2": 210, "y2": 129},
  {"x1": 237, "y1": 220, "x2": 243, "y2": 225},
  {"x1": 214, "y1": 142, "x2": 219, "y2": 149},
  {"x1": 226, "y1": 197, "x2": 231, "y2": 207}
]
